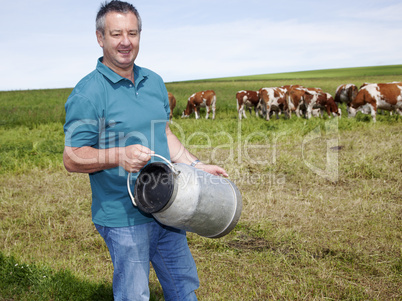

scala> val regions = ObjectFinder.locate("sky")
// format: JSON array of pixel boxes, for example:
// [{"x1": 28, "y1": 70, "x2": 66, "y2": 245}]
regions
[{"x1": 1, "y1": 0, "x2": 401, "y2": 91}]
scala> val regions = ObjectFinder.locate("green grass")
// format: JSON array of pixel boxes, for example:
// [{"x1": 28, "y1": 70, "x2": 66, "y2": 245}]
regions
[
  {"x1": 0, "y1": 253, "x2": 113, "y2": 301},
  {"x1": 194, "y1": 64, "x2": 402, "y2": 82},
  {"x1": 0, "y1": 89, "x2": 70, "y2": 128},
  {"x1": 0, "y1": 65, "x2": 401, "y2": 300},
  {"x1": 0, "y1": 123, "x2": 65, "y2": 174}
]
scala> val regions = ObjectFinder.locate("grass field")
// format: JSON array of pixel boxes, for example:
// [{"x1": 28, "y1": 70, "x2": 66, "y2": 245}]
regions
[
  {"x1": 207, "y1": 64, "x2": 402, "y2": 82},
  {"x1": 0, "y1": 65, "x2": 401, "y2": 300}
]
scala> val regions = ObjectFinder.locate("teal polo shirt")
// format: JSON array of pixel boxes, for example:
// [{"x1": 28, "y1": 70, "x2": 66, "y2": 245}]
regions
[{"x1": 64, "y1": 58, "x2": 171, "y2": 227}]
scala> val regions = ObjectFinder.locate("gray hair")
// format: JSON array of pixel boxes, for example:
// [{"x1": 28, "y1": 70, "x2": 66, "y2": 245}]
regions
[{"x1": 96, "y1": 0, "x2": 142, "y2": 36}]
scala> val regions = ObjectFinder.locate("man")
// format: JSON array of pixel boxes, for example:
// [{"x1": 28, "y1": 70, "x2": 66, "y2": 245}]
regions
[{"x1": 63, "y1": 1, "x2": 227, "y2": 300}]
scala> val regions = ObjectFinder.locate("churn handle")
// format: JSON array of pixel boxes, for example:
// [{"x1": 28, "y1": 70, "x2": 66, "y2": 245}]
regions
[{"x1": 127, "y1": 154, "x2": 177, "y2": 207}]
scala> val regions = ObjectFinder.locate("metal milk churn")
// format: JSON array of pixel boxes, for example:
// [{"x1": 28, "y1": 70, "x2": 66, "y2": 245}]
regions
[{"x1": 127, "y1": 158, "x2": 242, "y2": 238}]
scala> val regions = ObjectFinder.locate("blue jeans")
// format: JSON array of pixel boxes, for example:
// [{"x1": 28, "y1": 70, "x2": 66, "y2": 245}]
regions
[{"x1": 95, "y1": 221, "x2": 199, "y2": 301}]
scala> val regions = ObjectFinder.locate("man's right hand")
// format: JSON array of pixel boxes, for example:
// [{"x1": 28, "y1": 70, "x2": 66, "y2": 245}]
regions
[{"x1": 119, "y1": 144, "x2": 154, "y2": 173}]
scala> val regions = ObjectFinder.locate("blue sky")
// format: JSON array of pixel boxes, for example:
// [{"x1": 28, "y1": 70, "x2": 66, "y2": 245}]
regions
[{"x1": 1, "y1": 0, "x2": 401, "y2": 91}]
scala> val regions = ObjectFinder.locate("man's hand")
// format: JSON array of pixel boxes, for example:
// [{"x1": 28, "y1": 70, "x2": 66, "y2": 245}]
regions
[{"x1": 119, "y1": 144, "x2": 154, "y2": 173}]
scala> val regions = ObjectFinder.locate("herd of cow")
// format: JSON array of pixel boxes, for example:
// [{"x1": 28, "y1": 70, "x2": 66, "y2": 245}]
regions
[{"x1": 168, "y1": 81, "x2": 402, "y2": 122}]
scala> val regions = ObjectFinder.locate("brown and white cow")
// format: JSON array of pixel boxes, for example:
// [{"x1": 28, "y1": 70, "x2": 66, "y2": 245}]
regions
[
  {"x1": 347, "y1": 82, "x2": 402, "y2": 122},
  {"x1": 303, "y1": 88, "x2": 341, "y2": 119},
  {"x1": 334, "y1": 84, "x2": 358, "y2": 105},
  {"x1": 286, "y1": 86, "x2": 337, "y2": 119},
  {"x1": 168, "y1": 92, "x2": 176, "y2": 120},
  {"x1": 259, "y1": 87, "x2": 286, "y2": 120},
  {"x1": 285, "y1": 86, "x2": 304, "y2": 118},
  {"x1": 236, "y1": 90, "x2": 263, "y2": 120},
  {"x1": 285, "y1": 86, "x2": 316, "y2": 118},
  {"x1": 312, "y1": 92, "x2": 341, "y2": 118},
  {"x1": 182, "y1": 90, "x2": 216, "y2": 119},
  {"x1": 301, "y1": 90, "x2": 323, "y2": 119}
]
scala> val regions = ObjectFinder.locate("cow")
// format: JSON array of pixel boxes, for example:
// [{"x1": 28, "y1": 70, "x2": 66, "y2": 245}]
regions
[
  {"x1": 347, "y1": 82, "x2": 402, "y2": 122},
  {"x1": 285, "y1": 86, "x2": 305, "y2": 118},
  {"x1": 182, "y1": 90, "x2": 216, "y2": 119},
  {"x1": 285, "y1": 86, "x2": 318, "y2": 118},
  {"x1": 302, "y1": 88, "x2": 341, "y2": 119},
  {"x1": 301, "y1": 90, "x2": 323, "y2": 119},
  {"x1": 334, "y1": 84, "x2": 358, "y2": 105},
  {"x1": 285, "y1": 86, "x2": 339, "y2": 119},
  {"x1": 259, "y1": 87, "x2": 286, "y2": 120},
  {"x1": 167, "y1": 92, "x2": 176, "y2": 120},
  {"x1": 358, "y1": 82, "x2": 401, "y2": 116},
  {"x1": 236, "y1": 90, "x2": 264, "y2": 120},
  {"x1": 312, "y1": 92, "x2": 341, "y2": 118}
]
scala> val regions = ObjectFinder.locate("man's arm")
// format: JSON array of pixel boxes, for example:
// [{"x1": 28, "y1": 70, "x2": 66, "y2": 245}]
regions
[
  {"x1": 63, "y1": 144, "x2": 153, "y2": 174},
  {"x1": 165, "y1": 123, "x2": 228, "y2": 177}
]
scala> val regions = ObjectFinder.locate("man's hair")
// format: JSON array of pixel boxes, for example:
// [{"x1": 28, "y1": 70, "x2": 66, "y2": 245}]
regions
[{"x1": 96, "y1": 0, "x2": 142, "y2": 36}]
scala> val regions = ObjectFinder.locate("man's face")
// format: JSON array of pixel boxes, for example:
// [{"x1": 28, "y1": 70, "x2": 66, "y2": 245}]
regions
[{"x1": 96, "y1": 11, "x2": 140, "y2": 75}]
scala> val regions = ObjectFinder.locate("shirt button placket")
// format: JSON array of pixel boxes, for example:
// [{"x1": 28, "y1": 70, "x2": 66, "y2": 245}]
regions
[{"x1": 129, "y1": 82, "x2": 137, "y2": 98}]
